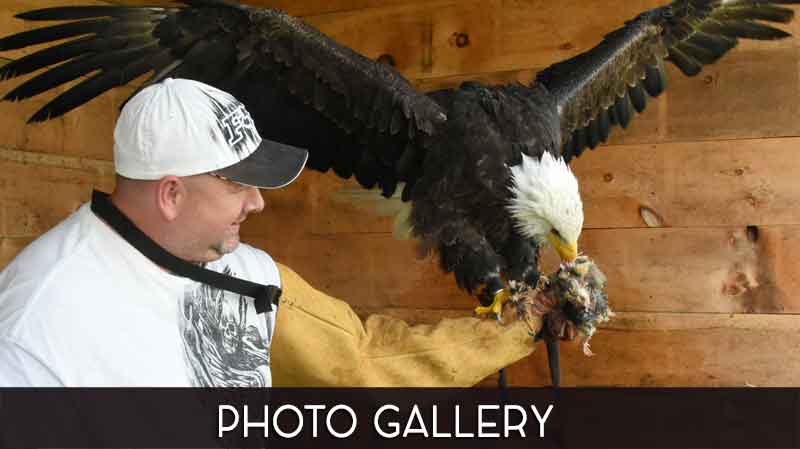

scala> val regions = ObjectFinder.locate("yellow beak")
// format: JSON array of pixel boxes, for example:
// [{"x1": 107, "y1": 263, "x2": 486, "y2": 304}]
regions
[{"x1": 548, "y1": 232, "x2": 578, "y2": 262}]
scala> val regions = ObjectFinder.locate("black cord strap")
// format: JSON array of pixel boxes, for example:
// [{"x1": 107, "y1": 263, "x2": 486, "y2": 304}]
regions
[{"x1": 90, "y1": 190, "x2": 280, "y2": 314}]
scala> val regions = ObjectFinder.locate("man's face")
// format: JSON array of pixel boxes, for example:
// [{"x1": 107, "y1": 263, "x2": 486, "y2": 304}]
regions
[{"x1": 177, "y1": 174, "x2": 265, "y2": 263}]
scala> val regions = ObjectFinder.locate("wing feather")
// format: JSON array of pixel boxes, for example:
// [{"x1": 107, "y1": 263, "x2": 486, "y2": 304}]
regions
[
  {"x1": 0, "y1": 1, "x2": 444, "y2": 199},
  {"x1": 536, "y1": 0, "x2": 800, "y2": 162}
]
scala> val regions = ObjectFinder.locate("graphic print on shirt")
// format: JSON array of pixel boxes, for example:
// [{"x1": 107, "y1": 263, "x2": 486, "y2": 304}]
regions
[{"x1": 179, "y1": 265, "x2": 273, "y2": 387}]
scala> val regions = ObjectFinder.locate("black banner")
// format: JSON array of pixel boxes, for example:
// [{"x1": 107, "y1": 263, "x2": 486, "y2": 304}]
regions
[{"x1": 0, "y1": 388, "x2": 797, "y2": 448}]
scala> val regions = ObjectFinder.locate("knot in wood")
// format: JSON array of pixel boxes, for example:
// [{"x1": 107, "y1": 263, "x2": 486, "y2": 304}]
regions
[
  {"x1": 746, "y1": 225, "x2": 759, "y2": 243},
  {"x1": 453, "y1": 32, "x2": 470, "y2": 48}
]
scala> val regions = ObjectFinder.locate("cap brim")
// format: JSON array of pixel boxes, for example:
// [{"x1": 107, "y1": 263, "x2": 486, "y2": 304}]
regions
[{"x1": 214, "y1": 139, "x2": 309, "y2": 189}]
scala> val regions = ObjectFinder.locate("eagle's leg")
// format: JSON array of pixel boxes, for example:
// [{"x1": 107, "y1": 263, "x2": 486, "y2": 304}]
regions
[
  {"x1": 474, "y1": 288, "x2": 510, "y2": 318},
  {"x1": 501, "y1": 233, "x2": 563, "y2": 387},
  {"x1": 500, "y1": 233, "x2": 542, "y2": 291},
  {"x1": 472, "y1": 234, "x2": 542, "y2": 317},
  {"x1": 436, "y1": 223, "x2": 507, "y2": 318}
]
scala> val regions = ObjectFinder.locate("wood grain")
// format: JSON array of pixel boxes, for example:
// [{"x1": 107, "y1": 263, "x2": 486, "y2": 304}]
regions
[
  {"x1": 0, "y1": 73, "x2": 133, "y2": 160},
  {"x1": 573, "y1": 137, "x2": 800, "y2": 228},
  {"x1": 0, "y1": 148, "x2": 114, "y2": 237},
  {"x1": 476, "y1": 311, "x2": 800, "y2": 387},
  {"x1": 243, "y1": 223, "x2": 800, "y2": 314},
  {"x1": 307, "y1": 137, "x2": 800, "y2": 235}
]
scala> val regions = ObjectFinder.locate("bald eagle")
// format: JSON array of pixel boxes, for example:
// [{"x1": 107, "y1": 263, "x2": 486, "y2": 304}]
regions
[{"x1": 0, "y1": 0, "x2": 797, "y2": 383}]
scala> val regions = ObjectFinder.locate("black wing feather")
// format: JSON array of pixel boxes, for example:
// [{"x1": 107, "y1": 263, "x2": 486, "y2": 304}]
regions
[
  {"x1": 536, "y1": 0, "x2": 800, "y2": 162},
  {"x1": 4, "y1": 41, "x2": 161, "y2": 102},
  {"x1": 0, "y1": 19, "x2": 109, "y2": 50},
  {"x1": 0, "y1": 2, "x2": 444, "y2": 199},
  {"x1": 15, "y1": 6, "x2": 163, "y2": 21}
]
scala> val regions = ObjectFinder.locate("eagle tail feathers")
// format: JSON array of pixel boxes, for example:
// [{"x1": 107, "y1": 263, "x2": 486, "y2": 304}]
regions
[{"x1": 330, "y1": 183, "x2": 415, "y2": 241}]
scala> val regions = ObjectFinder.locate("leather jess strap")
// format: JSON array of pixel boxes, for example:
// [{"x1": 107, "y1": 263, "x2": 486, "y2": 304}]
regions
[{"x1": 90, "y1": 190, "x2": 281, "y2": 313}]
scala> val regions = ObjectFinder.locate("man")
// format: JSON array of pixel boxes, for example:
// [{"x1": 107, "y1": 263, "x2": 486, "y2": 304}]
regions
[{"x1": 0, "y1": 78, "x2": 537, "y2": 387}]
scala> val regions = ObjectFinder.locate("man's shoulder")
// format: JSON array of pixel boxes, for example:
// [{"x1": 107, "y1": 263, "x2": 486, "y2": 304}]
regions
[
  {"x1": 8, "y1": 204, "x2": 93, "y2": 273},
  {"x1": 232, "y1": 242, "x2": 273, "y2": 262},
  {"x1": 219, "y1": 242, "x2": 281, "y2": 287},
  {"x1": 0, "y1": 205, "x2": 101, "y2": 336}
]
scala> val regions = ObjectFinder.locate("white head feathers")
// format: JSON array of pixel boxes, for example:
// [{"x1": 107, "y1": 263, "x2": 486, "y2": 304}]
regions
[{"x1": 507, "y1": 152, "x2": 584, "y2": 244}]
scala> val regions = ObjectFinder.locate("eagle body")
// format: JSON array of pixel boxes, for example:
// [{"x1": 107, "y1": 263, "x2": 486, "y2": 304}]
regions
[
  {"x1": 225, "y1": 51, "x2": 567, "y2": 300},
  {"x1": 413, "y1": 83, "x2": 563, "y2": 297}
]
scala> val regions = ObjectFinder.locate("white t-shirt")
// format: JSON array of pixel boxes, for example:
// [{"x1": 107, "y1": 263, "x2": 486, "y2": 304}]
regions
[{"x1": 0, "y1": 203, "x2": 281, "y2": 387}]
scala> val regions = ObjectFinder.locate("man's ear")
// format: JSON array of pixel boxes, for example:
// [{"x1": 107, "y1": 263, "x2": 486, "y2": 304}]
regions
[{"x1": 155, "y1": 176, "x2": 185, "y2": 221}]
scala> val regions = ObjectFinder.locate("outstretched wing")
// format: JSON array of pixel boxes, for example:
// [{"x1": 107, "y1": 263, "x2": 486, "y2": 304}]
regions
[
  {"x1": 0, "y1": 0, "x2": 446, "y2": 198},
  {"x1": 535, "y1": 0, "x2": 799, "y2": 162}
]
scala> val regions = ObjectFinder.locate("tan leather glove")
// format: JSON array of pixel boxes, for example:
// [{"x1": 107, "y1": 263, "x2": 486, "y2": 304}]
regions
[{"x1": 270, "y1": 263, "x2": 540, "y2": 387}]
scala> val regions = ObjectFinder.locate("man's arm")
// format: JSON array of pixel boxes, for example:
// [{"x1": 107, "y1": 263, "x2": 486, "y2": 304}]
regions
[{"x1": 270, "y1": 263, "x2": 539, "y2": 387}]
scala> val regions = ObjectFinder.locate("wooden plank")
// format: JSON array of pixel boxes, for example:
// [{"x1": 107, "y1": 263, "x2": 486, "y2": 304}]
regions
[
  {"x1": 309, "y1": 173, "x2": 396, "y2": 235},
  {"x1": 109, "y1": 0, "x2": 432, "y2": 17},
  {"x1": 306, "y1": 0, "x2": 797, "y2": 81},
  {"x1": 303, "y1": 0, "x2": 658, "y2": 79},
  {"x1": 573, "y1": 137, "x2": 800, "y2": 228},
  {"x1": 475, "y1": 311, "x2": 800, "y2": 387},
  {"x1": 304, "y1": 0, "x2": 502, "y2": 79},
  {"x1": 546, "y1": 225, "x2": 800, "y2": 314},
  {"x1": 241, "y1": 220, "x2": 800, "y2": 314},
  {"x1": 245, "y1": 232, "x2": 472, "y2": 310},
  {"x1": 238, "y1": 170, "x2": 317, "y2": 242},
  {"x1": 494, "y1": 0, "x2": 662, "y2": 74},
  {"x1": 665, "y1": 48, "x2": 800, "y2": 142},
  {"x1": 308, "y1": 137, "x2": 800, "y2": 236},
  {"x1": 493, "y1": 1, "x2": 797, "y2": 74},
  {"x1": 0, "y1": 148, "x2": 115, "y2": 238},
  {"x1": 0, "y1": 72, "x2": 132, "y2": 160},
  {"x1": 268, "y1": 0, "x2": 419, "y2": 17}
]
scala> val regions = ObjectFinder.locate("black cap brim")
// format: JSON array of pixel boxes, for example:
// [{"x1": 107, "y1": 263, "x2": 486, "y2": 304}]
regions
[{"x1": 215, "y1": 138, "x2": 309, "y2": 189}]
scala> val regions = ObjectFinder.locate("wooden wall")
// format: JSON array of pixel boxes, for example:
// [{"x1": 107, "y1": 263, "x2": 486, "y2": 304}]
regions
[{"x1": 1, "y1": 0, "x2": 799, "y2": 386}]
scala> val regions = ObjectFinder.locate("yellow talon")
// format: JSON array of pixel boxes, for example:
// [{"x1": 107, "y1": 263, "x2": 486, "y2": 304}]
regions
[{"x1": 474, "y1": 288, "x2": 510, "y2": 318}]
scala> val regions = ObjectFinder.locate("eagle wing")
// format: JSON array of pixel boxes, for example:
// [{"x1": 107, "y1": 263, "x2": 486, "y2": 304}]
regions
[
  {"x1": 535, "y1": 0, "x2": 799, "y2": 162},
  {"x1": 0, "y1": 0, "x2": 446, "y2": 199}
]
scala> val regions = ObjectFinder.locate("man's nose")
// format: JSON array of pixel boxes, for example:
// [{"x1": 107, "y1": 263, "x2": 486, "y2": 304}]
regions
[{"x1": 244, "y1": 187, "x2": 264, "y2": 215}]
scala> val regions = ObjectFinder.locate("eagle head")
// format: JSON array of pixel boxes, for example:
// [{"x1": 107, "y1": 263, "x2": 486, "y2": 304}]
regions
[{"x1": 507, "y1": 152, "x2": 583, "y2": 262}]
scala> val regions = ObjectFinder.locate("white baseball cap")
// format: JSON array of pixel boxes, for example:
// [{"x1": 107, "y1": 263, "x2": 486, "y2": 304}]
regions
[{"x1": 113, "y1": 78, "x2": 309, "y2": 188}]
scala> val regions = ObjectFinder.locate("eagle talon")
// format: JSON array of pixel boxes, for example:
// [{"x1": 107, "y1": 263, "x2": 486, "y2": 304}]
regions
[{"x1": 474, "y1": 288, "x2": 510, "y2": 320}]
